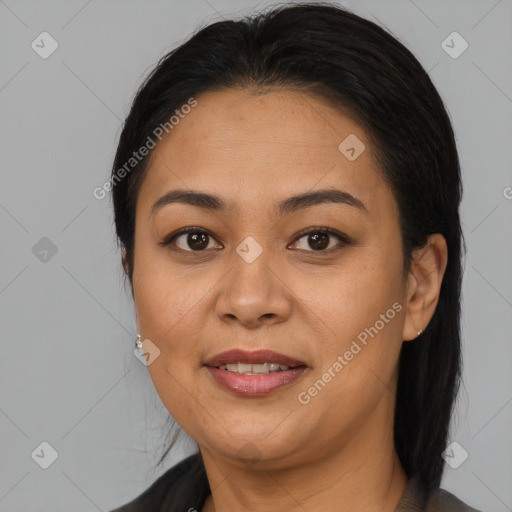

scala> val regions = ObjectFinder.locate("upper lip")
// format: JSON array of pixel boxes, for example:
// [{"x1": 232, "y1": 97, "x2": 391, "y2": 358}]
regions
[{"x1": 204, "y1": 349, "x2": 307, "y2": 368}]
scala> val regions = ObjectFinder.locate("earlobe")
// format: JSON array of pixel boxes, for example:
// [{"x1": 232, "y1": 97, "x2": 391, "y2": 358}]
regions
[{"x1": 402, "y1": 233, "x2": 448, "y2": 342}]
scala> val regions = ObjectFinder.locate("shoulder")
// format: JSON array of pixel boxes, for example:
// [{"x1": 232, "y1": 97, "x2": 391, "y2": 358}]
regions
[
  {"x1": 425, "y1": 487, "x2": 483, "y2": 512},
  {"x1": 397, "y1": 476, "x2": 483, "y2": 512},
  {"x1": 108, "y1": 453, "x2": 209, "y2": 512}
]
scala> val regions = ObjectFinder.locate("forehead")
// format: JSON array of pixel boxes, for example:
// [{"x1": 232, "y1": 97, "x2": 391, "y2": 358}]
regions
[{"x1": 138, "y1": 88, "x2": 394, "y2": 221}]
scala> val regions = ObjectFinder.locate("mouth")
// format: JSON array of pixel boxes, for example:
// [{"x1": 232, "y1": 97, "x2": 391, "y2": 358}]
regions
[
  {"x1": 204, "y1": 349, "x2": 308, "y2": 396},
  {"x1": 216, "y1": 362, "x2": 297, "y2": 374}
]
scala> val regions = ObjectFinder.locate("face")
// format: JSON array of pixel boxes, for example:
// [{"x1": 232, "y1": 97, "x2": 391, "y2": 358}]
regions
[{"x1": 131, "y1": 88, "x2": 410, "y2": 469}]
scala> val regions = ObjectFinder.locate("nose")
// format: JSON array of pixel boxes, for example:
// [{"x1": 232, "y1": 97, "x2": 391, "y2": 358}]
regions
[{"x1": 214, "y1": 244, "x2": 292, "y2": 329}]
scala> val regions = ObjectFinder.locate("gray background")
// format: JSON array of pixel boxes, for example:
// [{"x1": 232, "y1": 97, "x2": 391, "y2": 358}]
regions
[{"x1": 1, "y1": 0, "x2": 511, "y2": 510}]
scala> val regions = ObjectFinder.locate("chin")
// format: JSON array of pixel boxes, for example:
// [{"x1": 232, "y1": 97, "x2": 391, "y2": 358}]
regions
[{"x1": 199, "y1": 430, "x2": 307, "y2": 470}]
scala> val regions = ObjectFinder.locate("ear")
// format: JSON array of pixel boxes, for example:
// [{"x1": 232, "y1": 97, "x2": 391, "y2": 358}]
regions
[{"x1": 402, "y1": 233, "x2": 448, "y2": 341}]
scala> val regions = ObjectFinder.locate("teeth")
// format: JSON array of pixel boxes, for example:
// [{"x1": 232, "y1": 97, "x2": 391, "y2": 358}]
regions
[
  {"x1": 250, "y1": 363, "x2": 269, "y2": 374},
  {"x1": 218, "y1": 362, "x2": 291, "y2": 374},
  {"x1": 238, "y1": 363, "x2": 252, "y2": 373}
]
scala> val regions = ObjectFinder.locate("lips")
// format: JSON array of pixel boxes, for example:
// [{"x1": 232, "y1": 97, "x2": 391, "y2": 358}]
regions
[
  {"x1": 204, "y1": 349, "x2": 306, "y2": 368},
  {"x1": 204, "y1": 349, "x2": 308, "y2": 397}
]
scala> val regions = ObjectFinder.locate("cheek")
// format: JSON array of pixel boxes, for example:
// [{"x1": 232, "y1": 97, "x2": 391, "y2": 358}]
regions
[
  {"x1": 134, "y1": 273, "x2": 204, "y2": 354},
  {"x1": 132, "y1": 242, "x2": 195, "y2": 346},
  {"x1": 132, "y1": 242, "x2": 226, "y2": 373},
  {"x1": 305, "y1": 256, "x2": 399, "y2": 335},
  {"x1": 132, "y1": 250, "x2": 207, "y2": 424},
  {"x1": 297, "y1": 249, "x2": 404, "y2": 387}
]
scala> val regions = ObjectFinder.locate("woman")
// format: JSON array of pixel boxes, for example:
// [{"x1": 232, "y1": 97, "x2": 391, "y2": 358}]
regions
[{"x1": 108, "y1": 3, "x2": 481, "y2": 511}]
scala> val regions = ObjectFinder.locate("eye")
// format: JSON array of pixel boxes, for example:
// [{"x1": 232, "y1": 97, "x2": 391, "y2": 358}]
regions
[
  {"x1": 159, "y1": 227, "x2": 222, "y2": 252},
  {"x1": 289, "y1": 227, "x2": 350, "y2": 253},
  {"x1": 159, "y1": 226, "x2": 350, "y2": 254}
]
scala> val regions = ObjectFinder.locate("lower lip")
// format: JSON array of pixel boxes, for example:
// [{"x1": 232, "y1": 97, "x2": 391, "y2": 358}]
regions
[{"x1": 205, "y1": 366, "x2": 308, "y2": 396}]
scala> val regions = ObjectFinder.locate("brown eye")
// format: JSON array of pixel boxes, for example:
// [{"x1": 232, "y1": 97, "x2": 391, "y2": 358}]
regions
[
  {"x1": 159, "y1": 227, "x2": 222, "y2": 252},
  {"x1": 291, "y1": 228, "x2": 350, "y2": 252},
  {"x1": 305, "y1": 232, "x2": 330, "y2": 251},
  {"x1": 179, "y1": 231, "x2": 210, "y2": 251}
]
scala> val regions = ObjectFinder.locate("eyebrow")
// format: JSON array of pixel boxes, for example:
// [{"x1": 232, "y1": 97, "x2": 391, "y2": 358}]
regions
[{"x1": 150, "y1": 188, "x2": 368, "y2": 217}]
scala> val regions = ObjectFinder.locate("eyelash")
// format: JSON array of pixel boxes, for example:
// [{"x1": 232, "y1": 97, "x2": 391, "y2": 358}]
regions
[{"x1": 159, "y1": 226, "x2": 351, "y2": 255}]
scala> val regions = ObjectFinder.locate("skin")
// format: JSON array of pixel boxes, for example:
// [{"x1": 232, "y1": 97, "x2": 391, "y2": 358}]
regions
[{"x1": 126, "y1": 88, "x2": 448, "y2": 512}]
